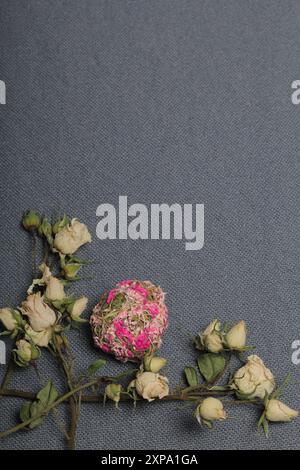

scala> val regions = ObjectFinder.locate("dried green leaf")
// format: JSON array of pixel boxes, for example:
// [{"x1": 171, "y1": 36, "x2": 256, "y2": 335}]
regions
[
  {"x1": 193, "y1": 335, "x2": 204, "y2": 351},
  {"x1": 20, "y1": 402, "x2": 31, "y2": 423},
  {"x1": 197, "y1": 353, "x2": 226, "y2": 383},
  {"x1": 257, "y1": 411, "x2": 266, "y2": 430},
  {"x1": 202, "y1": 419, "x2": 213, "y2": 429},
  {"x1": 184, "y1": 367, "x2": 198, "y2": 387},
  {"x1": 19, "y1": 381, "x2": 59, "y2": 430},
  {"x1": 109, "y1": 369, "x2": 139, "y2": 382},
  {"x1": 262, "y1": 418, "x2": 269, "y2": 437},
  {"x1": 28, "y1": 401, "x2": 45, "y2": 429},
  {"x1": 36, "y1": 381, "x2": 58, "y2": 407},
  {"x1": 87, "y1": 358, "x2": 106, "y2": 376}
]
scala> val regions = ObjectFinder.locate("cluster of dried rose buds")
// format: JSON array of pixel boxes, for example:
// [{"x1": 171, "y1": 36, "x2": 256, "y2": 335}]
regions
[{"x1": 0, "y1": 210, "x2": 92, "y2": 366}]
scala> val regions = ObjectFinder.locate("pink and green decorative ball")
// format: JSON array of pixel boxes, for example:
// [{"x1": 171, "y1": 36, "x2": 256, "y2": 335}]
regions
[{"x1": 90, "y1": 280, "x2": 168, "y2": 362}]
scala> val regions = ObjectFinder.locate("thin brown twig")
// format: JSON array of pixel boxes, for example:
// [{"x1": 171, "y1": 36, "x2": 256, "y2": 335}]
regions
[
  {"x1": 55, "y1": 340, "x2": 79, "y2": 450},
  {"x1": 0, "y1": 387, "x2": 236, "y2": 403},
  {"x1": 0, "y1": 389, "x2": 35, "y2": 399},
  {"x1": 0, "y1": 354, "x2": 15, "y2": 401},
  {"x1": 31, "y1": 231, "x2": 37, "y2": 276}
]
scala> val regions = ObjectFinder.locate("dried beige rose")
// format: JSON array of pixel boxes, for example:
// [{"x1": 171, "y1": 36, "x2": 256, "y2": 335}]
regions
[
  {"x1": 25, "y1": 324, "x2": 53, "y2": 347},
  {"x1": 135, "y1": 372, "x2": 169, "y2": 402},
  {"x1": 53, "y1": 219, "x2": 91, "y2": 255},
  {"x1": 45, "y1": 276, "x2": 65, "y2": 301},
  {"x1": 231, "y1": 355, "x2": 275, "y2": 399},
  {"x1": 21, "y1": 293, "x2": 56, "y2": 332}
]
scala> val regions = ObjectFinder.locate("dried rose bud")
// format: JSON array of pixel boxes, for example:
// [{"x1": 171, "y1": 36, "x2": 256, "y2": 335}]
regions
[
  {"x1": 144, "y1": 355, "x2": 167, "y2": 373},
  {"x1": 201, "y1": 319, "x2": 223, "y2": 353},
  {"x1": 0, "y1": 308, "x2": 20, "y2": 331},
  {"x1": 45, "y1": 277, "x2": 65, "y2": 301},
  {"x1": 22, "y1": 210, "x2": 40, "y2": 231},
  {"x1": 63, "y1": 263, "x2": 82, "y2": 279},
  {"x1": 14, "y1": 339, "x2": 40, "y2": 366},
  {"x1": 105, "y1": 383, "x2": 122, "y2": 405},
  {"x1": 67, "y1": 297, "x2": 88, "y2": 321},
  {"x1": 38, "y1": 217, "x2": 52, "y2": 239},
  {"x1": 265, "y1": 399, "x2": 298, "y2": 422},
  {"x1": 197, "y1": 397, "x2": 227, "y2": 423},
  {"x1": 226, "y1": 320, "x2": 247, "y2": 350},
  {"x1": 15, "y1": 339, "x2": 32, "y2": 363}
]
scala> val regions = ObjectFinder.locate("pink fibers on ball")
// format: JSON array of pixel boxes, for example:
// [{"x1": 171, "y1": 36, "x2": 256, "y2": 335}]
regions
[{"x1": 90, "y1": 280, "x2": 168, "y2": 362}]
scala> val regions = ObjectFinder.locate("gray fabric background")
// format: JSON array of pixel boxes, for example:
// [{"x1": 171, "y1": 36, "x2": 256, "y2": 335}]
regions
[{"x1": 0, "y1": 0, "x2": 299, "y2": 450}]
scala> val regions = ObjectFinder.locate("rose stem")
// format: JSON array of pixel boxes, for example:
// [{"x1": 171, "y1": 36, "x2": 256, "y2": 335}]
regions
[
  {"x1": 0, "y1": 388, "x2": 236, "y2": 403},
  {"x1": 0, "y1": 354, "x2": 15, "y2": 402},
  {"x1": 0, "y1": 389, "x2": 35, "y2": 399},
  {"x1": 31, "y1": 231, "x2": 37, "y2": 276},
  {"x1": 55, "y1": 340, "x2": 79, "y2": 450},
  {"x1": 43, "y1": 239, "x2": 49, "y2": 265}
]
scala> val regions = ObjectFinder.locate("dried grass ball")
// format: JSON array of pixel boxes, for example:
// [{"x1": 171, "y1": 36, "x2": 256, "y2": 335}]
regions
[{"x1": 90, "y1": 280, "x2": 168, "y2": 362}]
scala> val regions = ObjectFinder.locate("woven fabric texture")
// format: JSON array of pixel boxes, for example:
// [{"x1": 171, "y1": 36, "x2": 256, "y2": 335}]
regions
[{"x1": 0, "y1": 0, "x2": 299, "y2": 450}]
